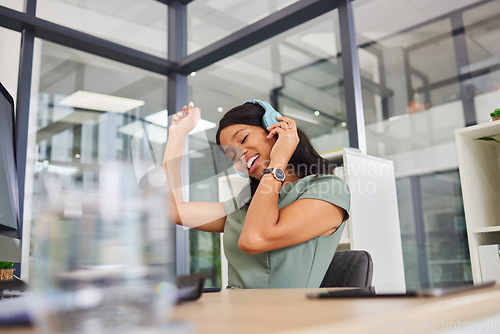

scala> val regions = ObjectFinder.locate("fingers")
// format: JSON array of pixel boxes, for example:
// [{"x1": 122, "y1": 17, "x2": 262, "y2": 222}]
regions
[
  {"x1": 266, "y1": 126, "x2": 285, "y2": 138},
  {"x1": 173, "y1": 102, "x2": 199, "y2": 122},
  {"x1": 266, "y1": 115, "x2": 297, "y2": 138}
]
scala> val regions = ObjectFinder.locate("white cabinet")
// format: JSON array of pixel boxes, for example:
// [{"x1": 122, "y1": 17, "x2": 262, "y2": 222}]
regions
[
  {"x1": 323, "y1": 149, "x2": 405, "y2": 292},
  {"x1": 455, "y1": 121, "x2": 500, "y2": 284},
  {"x1": 218, "y1": 149, "x2": 406, "y2": 291}
]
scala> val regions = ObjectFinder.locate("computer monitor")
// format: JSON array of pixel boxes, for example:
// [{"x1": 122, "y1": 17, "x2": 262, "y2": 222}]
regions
[{"x1": 0, "y1": 82, "x2": 21, "y2": 262}]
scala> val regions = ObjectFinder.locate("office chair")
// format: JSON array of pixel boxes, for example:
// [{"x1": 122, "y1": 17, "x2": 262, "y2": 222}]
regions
[{"x1": 320, "y1": 250, "x2": 373, "y2": 288}]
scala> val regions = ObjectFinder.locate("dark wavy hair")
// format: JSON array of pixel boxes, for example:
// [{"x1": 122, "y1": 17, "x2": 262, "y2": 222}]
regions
[{"x1": 215, "y1": 103, "x2": 335, "y2": 195}]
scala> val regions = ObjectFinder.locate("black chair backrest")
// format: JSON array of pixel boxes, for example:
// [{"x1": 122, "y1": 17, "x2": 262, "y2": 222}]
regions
[{"x1": 320, "y1": 250, "x2": 373, "y2": 288}]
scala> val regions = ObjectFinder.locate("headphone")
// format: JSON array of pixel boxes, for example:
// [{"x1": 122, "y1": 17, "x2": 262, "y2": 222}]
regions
[{"x1": 244, "y1": 99, "x2": 282, "y2": 129}]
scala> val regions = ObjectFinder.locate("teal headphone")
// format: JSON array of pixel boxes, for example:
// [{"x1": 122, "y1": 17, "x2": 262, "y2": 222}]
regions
[{"x1": 244, "y1": 99, "x2": 282, "y2": 129}]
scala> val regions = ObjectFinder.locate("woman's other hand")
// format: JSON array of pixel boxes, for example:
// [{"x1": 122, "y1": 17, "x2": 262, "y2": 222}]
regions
[
  {"x1": 266, "y1": 115, "x2": 299, "y2": 167},
  {"x1": 169, "y1": 102, "x2": 201, "y2": 137}
]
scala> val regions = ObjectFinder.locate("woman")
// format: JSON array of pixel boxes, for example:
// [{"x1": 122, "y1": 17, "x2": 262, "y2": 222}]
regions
[{"x1": 163, "y1": 101, "x2": 350, "y2": 289}]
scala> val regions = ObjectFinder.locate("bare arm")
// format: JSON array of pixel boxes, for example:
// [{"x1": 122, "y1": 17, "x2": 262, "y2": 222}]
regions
[
  {"x1": 238, "y1": 116, "x2": 345, "y2": 254},
  {"x1": 163, "y1": 105, "x2": 226, "y2": 233},
  {"x1": 239, "y1": 178, "x2": 345, "y2": 254}
]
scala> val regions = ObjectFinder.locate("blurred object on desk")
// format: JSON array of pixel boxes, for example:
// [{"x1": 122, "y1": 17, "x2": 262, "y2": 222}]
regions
[{"x1": 30, "y1": 163, "x2": 176, "y2": 334}]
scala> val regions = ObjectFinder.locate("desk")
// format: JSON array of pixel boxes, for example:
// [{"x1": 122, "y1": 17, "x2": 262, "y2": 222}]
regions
[
  {"x1": 172, "y1": 286, "x2": 500, "y2": 333},
  {"x1": 2, "y1": 286, "x2": 500, "y2": 334}
]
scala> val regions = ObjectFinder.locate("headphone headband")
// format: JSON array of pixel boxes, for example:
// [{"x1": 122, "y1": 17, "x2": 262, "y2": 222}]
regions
[{"x1": 244, "y1": 99, "x2": 282, "y2": 128}]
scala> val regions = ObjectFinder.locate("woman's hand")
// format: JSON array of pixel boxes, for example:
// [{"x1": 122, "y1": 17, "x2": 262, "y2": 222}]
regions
[
  {"x1": 169, "y1": 102, "x2": 201, "y2": 138},
  {"x1": 266, "y1": 115, "x2": 299, "y2": 167}
]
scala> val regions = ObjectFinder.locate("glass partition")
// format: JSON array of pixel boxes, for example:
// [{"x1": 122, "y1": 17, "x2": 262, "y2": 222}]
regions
[
  {"x1": 0, "y1": 0, "x2": 23, "y2": 12},
  {"x1": 36, "y1": 0, "x2": 168, "y2": 57},
  {"x1": 187, "y1": 0, "x2": 300, "y2": 54},
  {"x1": 24, "y1": 40, "x2": 167, "y2": 277},
  {"x1": 352, "y1": 0, "x2": 500, "y2": 289},
  {"x1": 463, "y1": 1, "x2": 500, "y2": 122},
  {"x1": 32, "y1": 39, "x2": 167, "y2": 178},
  {"x1": 396, "y1": 171, "x2": 472, "y2": 291},
  {"x1": 189, "y1": 10, "x2": 346, "y2": 154},
  {"x1": 0, "y1": 26, "x2": 20, "y2": 106}
]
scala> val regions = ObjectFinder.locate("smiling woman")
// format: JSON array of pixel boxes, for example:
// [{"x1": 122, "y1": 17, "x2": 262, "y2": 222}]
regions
[{"x1": 163, "y1": 100, "x2": 351, "y2": 289}]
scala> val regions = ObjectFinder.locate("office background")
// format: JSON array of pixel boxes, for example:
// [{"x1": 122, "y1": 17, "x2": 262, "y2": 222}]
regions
[{"x1": 0, "y1": 0, "x2": 499, "y2": 291}]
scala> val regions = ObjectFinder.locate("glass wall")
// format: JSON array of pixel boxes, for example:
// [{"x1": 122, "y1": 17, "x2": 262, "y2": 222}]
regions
[
  {"x1": 396, "y1": 171, "x2": 472, "y2": 291},
  {"x1": 189, "y1": 10, "x2": 347, "y2": 153},
  {"x1": 462, "y1": 1, "x2": 500, "y2": 114},
  {"x1": 37, "y1": 0, "x2": 168, "y2": 57},
  {"x1": 0, "y1": 0, "x2": 22, "y2": 12},
  {"x1": 31, "y1": 38, "x2": 167, "y2": 184},
  {"x1": 24, "y1": 40, "x2": 167, "y2": 277},
  {"x1": 187, "y1": 0, "x2": 300, "y2": 53},
  {"x1": 353, "y1": 0, "x2": 500, "y2": 289},
  {"x1": 0, "y1": 26, "x2": 20, "y2": 105}
]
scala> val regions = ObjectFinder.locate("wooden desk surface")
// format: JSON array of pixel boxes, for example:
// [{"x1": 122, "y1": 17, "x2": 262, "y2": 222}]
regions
[
  {"x1": 2, "y1": 285, "x2": 500, "y2": 334},
  {"x1": 172, "y1": 286, "x2": 500, "y2": 334}
]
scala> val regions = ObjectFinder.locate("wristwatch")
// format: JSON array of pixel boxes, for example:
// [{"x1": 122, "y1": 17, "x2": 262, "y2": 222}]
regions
[{"x1": 261, "y1": 168, "x2": 285, "y2": 183}]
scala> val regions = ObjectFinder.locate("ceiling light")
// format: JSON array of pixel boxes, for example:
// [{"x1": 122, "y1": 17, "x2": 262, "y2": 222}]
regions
[
  {"x1": 341, "y1": 122, "x2": 347, "y2": 127},
  {"x1": 314, "y1": 110, "x2": 320, "y2": 116},
  {"x1": 145, "y1": 109, "x2": 168, "y2": 127},
  {"x1": 217, "y1": 107, "x2": 223, "y2": 112},
  {"x1": 143, "y1": 109, "x2": 216, "y2": 137},
  {"x1": 47, "y1": 164, "x2": 79, "y2": 176},
  {"x1": 119, "y1": 121, "x2": 167, "y2": 144},
  {"x1": 284, "y1": 110, "x2": 322, "y2": 125},
  {"x1": 190, "y1": 72, "x2": 197, "y2": 76},
  {"x1": 60, "y1": 91, "x2": 145, "y2": 113},
  {"x1": 145, "y1": 109, "x2": 216, "y2": 134}
]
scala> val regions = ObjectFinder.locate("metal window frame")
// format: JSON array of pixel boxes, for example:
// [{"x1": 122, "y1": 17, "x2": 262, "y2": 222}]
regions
[
  {"x1": 167, "y1": 0, "x2": 191, "y2": 277},
  {"x1": 175, "y1": 0, "x2": 338, "y2": 74},
  {"x1": 338, "y1": 0, "x2": 366, "y2": 153}
]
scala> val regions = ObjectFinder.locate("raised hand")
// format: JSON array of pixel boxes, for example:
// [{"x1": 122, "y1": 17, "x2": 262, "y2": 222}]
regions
[
  {"x1": 266, "y1": 115, "x2": 299, "y2": 167},
  {"x1": 169, "y1": 102, "x2": 201, "y2": 138}
]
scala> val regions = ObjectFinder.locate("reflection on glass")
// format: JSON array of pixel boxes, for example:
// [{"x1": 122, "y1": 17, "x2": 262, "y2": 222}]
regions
[
  {"x1": 31, "y1": 166, "x2": 176, "y2": 334},
  {"x1": 0, "y1": 0, "x2": 23, "y2": 11},
  {"x1": 190, "y1": 10, "x2": 346, "y2": 154},
  {"x1": 355, "y1": 0, "x2": 500, "y2": 157},
  {"x1": 396, "y1": 171, "x2": 472, "y2": 290},
  {"x1": 26, "y1": 40, "x2": 167, "y2": 278},
  {"x1": 357, "y1": 17, "x2": 461, "y2": 157},
  {"x1": 353, "y1": 0, "x2": 498, "y2": 289},
  {"x1": 463, "y1": 1, "x2": 500, "y2": 122},
  {"x1": 36, "y1": 0, "x2": 168, "y2": 57},
  {"x1": 187, "y1": 0, "x2": 300, "y2": 53},
  {"x1": 0, "y1": 27, "x2": 21, "y2": 102}
]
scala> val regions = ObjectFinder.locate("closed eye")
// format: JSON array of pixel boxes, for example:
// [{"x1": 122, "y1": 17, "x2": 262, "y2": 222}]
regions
[{"x1": 242, "y1": 134, "x2": 248, "y2": 144}]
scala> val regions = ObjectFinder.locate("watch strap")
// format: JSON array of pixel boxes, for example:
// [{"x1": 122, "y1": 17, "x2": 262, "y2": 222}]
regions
[{"x1": 261, "y1": 168, "x2": 285, "y2": 183}]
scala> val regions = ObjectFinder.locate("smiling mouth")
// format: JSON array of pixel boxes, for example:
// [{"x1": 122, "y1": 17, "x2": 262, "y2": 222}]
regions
[{"x1": 246, "y1": 154, "x2": 260, "y2": 173}]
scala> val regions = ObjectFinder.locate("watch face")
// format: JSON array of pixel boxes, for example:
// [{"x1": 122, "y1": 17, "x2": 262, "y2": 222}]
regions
[{"x1": 274, "y1": 169, "x2": 285, "y2": 181}]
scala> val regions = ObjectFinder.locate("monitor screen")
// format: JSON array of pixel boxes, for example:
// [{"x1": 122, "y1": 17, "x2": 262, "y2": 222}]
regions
[{"x1": 0, "y1": 82, "x2": 20, "y2": 239}]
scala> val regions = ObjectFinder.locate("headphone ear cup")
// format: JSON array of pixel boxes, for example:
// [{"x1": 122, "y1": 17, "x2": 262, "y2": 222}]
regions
[
  {"x1": 244, "y1": 99, "x2": 282, "y2": 129},
  {"x1": 262, "y1": 107, "x2": 281, "y2": 129}
]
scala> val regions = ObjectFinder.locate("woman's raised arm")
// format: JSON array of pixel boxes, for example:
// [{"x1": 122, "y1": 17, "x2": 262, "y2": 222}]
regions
[{"x1": 163, "y1": 103, "x2": 226, "y2": 233}]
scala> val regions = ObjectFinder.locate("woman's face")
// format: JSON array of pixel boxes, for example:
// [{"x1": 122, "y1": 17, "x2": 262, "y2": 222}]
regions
[{"x1": 219, "y1": 124, "x2": 276, "y2": 179}]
